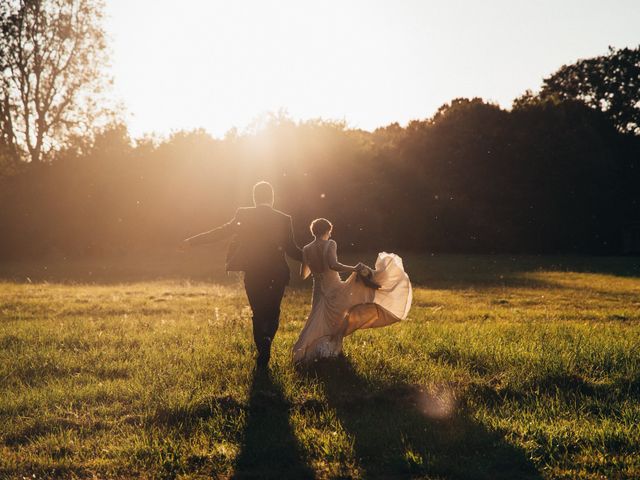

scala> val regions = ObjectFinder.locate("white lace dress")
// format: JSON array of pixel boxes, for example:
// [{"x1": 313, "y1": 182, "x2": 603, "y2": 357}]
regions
[{"x1": 292, "y1": 239, "x2": 412, "y2": 363}]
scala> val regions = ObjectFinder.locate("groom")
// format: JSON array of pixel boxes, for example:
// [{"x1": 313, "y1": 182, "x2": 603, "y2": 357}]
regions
[{"x1": 184, "y1": 181, "x2": 303, "y2": 367}]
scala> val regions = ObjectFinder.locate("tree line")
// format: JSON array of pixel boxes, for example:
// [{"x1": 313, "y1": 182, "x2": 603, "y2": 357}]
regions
[
  {"x1": 1, "y1": 95, "x2": 638, "y2": 258},
  {"x1": 0, "y1": 1, "x2": 638, "y2": 258}
]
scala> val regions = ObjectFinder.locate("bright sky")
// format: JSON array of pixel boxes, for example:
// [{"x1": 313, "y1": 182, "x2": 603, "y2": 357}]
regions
[{"x1": 104, "y1": 0, "x2": 640, "y2": 138}]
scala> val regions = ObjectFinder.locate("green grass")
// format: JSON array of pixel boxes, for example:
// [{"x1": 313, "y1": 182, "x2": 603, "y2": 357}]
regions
[{"x1": 0, "y1": 254, "x2": 639, "y2": 479}]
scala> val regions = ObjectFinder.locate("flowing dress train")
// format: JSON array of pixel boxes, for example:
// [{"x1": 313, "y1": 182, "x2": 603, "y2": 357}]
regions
[{"x1": 292, "y1": 239, "x2": 412, "y2": 363}]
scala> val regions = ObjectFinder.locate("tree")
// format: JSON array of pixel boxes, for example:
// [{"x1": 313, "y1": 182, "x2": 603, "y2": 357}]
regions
[
  {"x1": 540, "y1": 46, "x2": 640, "y2": 134},
  {"x1": 0, "y1": 0, "x2": 111, "y2": 164}
]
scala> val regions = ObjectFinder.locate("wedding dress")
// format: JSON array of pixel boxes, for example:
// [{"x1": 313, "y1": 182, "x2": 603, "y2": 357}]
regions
[{"x1": 292, "y1": 239, "x2": 412, "y2": 363}]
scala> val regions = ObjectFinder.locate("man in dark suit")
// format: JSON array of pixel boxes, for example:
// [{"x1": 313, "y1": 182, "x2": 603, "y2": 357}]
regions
[{"x1": 184, "y1": 181, "x2": 303, "y2": 367}]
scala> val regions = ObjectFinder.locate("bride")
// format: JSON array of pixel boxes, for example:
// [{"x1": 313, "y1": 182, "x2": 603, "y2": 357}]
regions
[{"x1": 292, "y1": 218, "x2": 412, "y2": 363}]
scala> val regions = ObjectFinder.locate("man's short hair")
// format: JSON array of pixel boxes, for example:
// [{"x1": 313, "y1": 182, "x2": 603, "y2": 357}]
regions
[{"x1": 253, "y1": 181, "x2": 274, "y2": 205}]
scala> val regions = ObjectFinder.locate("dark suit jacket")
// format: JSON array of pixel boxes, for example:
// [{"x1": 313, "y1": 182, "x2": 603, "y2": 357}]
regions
[{"x1": 186, "y1": 205, "x2": 303, "y2": 282}]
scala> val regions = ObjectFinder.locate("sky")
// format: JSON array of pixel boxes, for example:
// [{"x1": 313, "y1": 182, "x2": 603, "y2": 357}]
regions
[{"x1": 104, "y1": 0, "x2": 640, "y2": 138}]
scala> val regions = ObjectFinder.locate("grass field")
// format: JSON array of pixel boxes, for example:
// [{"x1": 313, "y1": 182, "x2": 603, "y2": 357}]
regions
[{"x1": 1, "y1": 253, "x2": 639, "y2": 479}]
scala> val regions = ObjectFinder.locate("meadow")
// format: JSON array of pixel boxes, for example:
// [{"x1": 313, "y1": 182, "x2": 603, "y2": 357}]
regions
[{"x1": 0, "y1": 252, "x2": 639, "y2": 479}]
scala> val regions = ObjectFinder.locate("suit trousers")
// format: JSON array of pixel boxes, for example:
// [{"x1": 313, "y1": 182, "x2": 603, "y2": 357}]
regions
[{"x1": 243, "y1": 270, "x2": 287, "y2": 356}]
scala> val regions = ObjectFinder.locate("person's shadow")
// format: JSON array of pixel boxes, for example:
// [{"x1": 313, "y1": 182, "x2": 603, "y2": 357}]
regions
[
  {"x1": 303, "y1": 356, "x2": 542, "y2": 480},
  {"x1": 232, "y1": 367, "x2": 314, "y2": 479}
]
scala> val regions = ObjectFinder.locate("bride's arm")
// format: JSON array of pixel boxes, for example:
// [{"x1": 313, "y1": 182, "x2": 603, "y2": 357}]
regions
[{"x1": 326, "y1": 240, "x2": 357, "y2": 273}]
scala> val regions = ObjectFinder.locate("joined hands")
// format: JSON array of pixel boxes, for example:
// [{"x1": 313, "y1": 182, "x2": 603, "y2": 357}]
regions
[{"x1": 355, "y1": 262, "x2": 373, "y2": 277}]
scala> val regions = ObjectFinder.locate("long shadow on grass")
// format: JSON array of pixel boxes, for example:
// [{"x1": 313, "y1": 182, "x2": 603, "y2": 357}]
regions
[
  {"x1": 302, "y1": 357, "x2": 542, "y2": 480},
  {"x1": 232, "y1": 368, "x2": 314, "y2": 479}
]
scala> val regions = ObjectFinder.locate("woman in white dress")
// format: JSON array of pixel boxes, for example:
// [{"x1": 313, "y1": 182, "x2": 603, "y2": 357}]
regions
[{"x1": 292, "y1": 218, "x2": 412, "y2": 363}]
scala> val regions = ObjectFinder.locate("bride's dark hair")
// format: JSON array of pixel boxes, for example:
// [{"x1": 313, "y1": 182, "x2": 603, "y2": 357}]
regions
[{"x1": 310, "y1": 218, "x2": 332, "y2": 237}]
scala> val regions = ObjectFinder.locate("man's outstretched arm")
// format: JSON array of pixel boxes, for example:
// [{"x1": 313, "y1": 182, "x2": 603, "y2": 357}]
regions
[
  {"x1": 285, "y1": 216, "x2": 303, "y2": 262},
  {"x1": 184, "y1": 210, "x2": 240, "y2": 246}
]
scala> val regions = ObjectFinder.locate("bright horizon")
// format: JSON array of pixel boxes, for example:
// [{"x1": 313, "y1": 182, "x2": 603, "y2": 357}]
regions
[{"x1": 104, "y1": 0, "x2": 640, "y2": 138}]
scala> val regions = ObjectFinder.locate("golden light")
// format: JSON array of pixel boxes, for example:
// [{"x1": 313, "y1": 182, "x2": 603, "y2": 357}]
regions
[{"x1": 104, "y1": 0, "x2": 640, "y2": 138}]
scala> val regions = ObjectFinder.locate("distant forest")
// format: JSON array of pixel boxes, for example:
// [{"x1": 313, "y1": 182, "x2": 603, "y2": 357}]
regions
[{"x1": 1, "y1": 41, "x2": 639, "y2": 257}]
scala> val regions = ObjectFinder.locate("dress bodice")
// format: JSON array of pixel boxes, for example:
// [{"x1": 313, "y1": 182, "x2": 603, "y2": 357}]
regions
[
  {"x1": 303, "y1": 240, "x2": 330, "y2": 274},
  {"x1": 302, "y1": 240, "x2": 343, "y2": 287}
]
